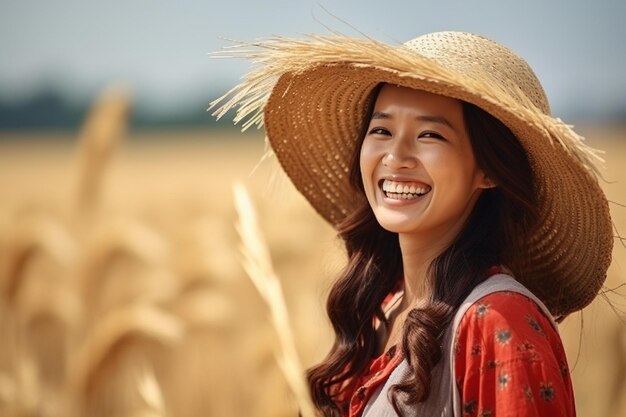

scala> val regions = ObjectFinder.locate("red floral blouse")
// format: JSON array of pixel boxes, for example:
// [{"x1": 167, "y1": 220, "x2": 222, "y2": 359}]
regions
[{"x1": 339, "y1": 290, "x2": 575, "y2": 417}]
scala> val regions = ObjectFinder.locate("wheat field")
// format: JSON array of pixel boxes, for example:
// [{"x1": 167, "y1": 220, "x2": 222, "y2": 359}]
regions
[{"x1": 0, "y1": 93, "x2": 625, "y2": 416}]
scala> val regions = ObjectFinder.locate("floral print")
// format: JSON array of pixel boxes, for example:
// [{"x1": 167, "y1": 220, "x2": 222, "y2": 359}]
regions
[
  {"x1": 455, "y1": 292, "x2": 576, "y2": 416},
  {"x1": 476, "y1": 302, "x2": 490, "y2": 318},
  {"x1": 498, "y1": 370, "x2": 510, "y2": 391},
  {"x1": 539, "y1": 382, "x2": 556, "y2": 402},
  {"x1": 339, "y1": 290, "x2": 575, "y2": 417},
  {"x1": 526, "y1": 315, "x2": 545, "y2": 335},
  {"x1": 464, "y1": 399, "x2": 478, "y2": 414},
  {"x1": 495, "y1": 329, "x2": 512, "y2": 344},
  {"x1": 335, "y1": 343, "x2": 403, "y2": 417},
  {"x1": 524, "y1": 385, "x2": 534, "y2": 401}
]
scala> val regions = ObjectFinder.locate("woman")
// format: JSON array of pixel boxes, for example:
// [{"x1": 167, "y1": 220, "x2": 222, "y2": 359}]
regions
[{"x1": 212, "y1": 31, "x2": 613, "y2": 416}]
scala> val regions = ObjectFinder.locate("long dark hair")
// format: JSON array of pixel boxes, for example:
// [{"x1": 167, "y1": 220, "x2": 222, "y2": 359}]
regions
[{"x1": 306, "y1": 85, "x2": 537, "y2": 416}]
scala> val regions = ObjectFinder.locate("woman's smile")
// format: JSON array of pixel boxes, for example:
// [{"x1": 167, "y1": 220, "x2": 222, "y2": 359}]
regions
[
  {"x1": 380, "y1": 179, "x2": 432, "y2": 200},
  {"x1": 360, "y1": 84, "x2": 493, "y2": 237}
]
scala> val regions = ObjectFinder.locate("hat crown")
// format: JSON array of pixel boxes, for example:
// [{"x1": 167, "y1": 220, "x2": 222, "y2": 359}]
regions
[{"x1": 404, "y1": 31, "x2": 551, "y2": 115}]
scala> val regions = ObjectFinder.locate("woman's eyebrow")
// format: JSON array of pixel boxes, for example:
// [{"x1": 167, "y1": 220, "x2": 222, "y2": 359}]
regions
[
  {"x1": 371, "y1": 111, "x2": 390, "y2": 120},
  {"x1": 415, "y1": 115, "x2": 455, "y2": 130},
  {"x1": 371, "y1": 111, "x2": 456, "y2": 130}
]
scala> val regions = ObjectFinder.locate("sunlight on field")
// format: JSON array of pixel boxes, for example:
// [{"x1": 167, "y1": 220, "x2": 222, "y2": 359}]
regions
[{"x1": 0, "y1": 124, "x2": 624, "y2": 416}]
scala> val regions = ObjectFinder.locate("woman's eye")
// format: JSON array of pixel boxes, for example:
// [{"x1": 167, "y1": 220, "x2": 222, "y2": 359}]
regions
[
  {"x1": 419, "y1": 131, "x2": 445, "y2": 140},
  {"x1": 368, "y1": 127, "x2": 391, "y2": 136}
]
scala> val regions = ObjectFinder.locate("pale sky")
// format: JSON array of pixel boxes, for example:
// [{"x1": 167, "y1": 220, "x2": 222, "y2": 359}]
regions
[{"x1": 1, "y1": 0, "x2": 625, "y2": 119}]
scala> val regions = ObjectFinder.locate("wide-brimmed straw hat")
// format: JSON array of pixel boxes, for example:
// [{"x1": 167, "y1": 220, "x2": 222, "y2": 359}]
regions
[{"x1": 211, "y1": 31, "x2": 613, "y2": 319}]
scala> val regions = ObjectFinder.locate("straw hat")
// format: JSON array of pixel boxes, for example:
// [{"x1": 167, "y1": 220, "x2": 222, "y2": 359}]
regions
[{"x1": 212, "y1": 31, "x2": 613, "y2": 319}]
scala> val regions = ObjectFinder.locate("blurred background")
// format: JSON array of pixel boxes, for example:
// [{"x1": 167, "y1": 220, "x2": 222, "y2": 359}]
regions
[{"x1": 0, "y1": 1, "x2": 625, "y2": 416}]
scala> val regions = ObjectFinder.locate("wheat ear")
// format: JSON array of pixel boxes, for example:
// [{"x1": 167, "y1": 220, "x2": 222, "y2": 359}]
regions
[
  {"x1": 232, "y1": 182, "x2": 317, "y2": 417},
  {"x1": 72, "y1": 85, "x2": 131, "y2": 215}
]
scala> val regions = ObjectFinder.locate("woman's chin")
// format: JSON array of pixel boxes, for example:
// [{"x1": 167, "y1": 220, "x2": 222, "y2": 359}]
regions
[{"x1": 374, "y1": 215, "x2": 422, "y2": 235}]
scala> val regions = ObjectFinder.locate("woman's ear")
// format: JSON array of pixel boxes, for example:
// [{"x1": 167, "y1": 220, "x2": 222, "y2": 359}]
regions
[{"x1": 478, "y1": 172, "x2": 497, "y2": 189}]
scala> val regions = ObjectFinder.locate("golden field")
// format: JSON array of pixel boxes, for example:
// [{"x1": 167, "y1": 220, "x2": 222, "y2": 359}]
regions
[{"x1": 0, "y1": 111, "x2": 625, "y2": 415}]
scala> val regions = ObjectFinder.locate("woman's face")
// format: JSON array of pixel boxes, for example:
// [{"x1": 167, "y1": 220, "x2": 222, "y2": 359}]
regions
[{"x1": 360, "y1": 84, "x2": 493, "y2": 239}]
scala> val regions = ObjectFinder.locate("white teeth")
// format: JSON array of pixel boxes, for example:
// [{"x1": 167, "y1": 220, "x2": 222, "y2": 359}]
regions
[
  {"x1": 385, "y1": 192, "x2": 418, "y2": 200},
  {"x1": 381, "y1": 179, "x2": 431, "y2": 199}
]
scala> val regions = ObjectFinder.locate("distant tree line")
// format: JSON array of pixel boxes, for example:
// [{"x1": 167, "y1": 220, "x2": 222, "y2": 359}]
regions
[
  {"x1": 2, "y1": 87, "x2": 625, "y2": 133},
  {"x1": 0, "y1": 88, "x2": 237, "y2": 132}
]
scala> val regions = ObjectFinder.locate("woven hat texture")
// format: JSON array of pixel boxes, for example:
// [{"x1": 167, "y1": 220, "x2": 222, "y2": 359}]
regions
[{"x1": 211, "y1": 31, "x2": 613, "y2": 318}]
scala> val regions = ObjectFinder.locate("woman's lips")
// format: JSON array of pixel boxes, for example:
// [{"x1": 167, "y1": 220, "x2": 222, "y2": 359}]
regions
[{"x1": 380, "y1": 179, "x2": 432, "y2": 200}]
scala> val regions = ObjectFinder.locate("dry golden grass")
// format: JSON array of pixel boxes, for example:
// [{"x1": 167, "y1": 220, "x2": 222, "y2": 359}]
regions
[
  {"x1": 0, "y1": 108, "x2": 624, "y2": 416},
  {"x1": 233, "y1": 182, "x2": 316, "y2": 417}
]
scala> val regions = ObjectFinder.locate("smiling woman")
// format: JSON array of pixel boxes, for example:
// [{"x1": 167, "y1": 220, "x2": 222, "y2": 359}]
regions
[
  {"x1": 212, "y1": 31, "x2": 613, "y2": 417},
  {"x1": 360, "y1": 86, "x2": 493, "y2": 242}
]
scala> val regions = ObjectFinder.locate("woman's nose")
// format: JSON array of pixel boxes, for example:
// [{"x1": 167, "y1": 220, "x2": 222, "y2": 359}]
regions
[{"x1": 382, "y1": 141, "x2": 418, "y2": 169}]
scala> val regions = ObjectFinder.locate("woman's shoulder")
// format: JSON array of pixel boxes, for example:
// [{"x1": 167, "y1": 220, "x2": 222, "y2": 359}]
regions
[
  {"x1": 465, "y1": 290, "x2": 553, "y2": 322},
  {"x1": 456, "y1": 290, "x2": 558, "y2": 343},
  {"x1": 453, "y1": 284, "x2": 575, "y2": 415},
  {"x1": 454, "y1": 288, "x2": 567, "y2": 372},
  {"x1": 455, "y1": 272, "x2": 558, "y2": 334}
]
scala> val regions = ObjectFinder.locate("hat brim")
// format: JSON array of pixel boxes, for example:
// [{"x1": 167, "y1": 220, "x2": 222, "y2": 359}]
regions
[{"x1": 212, "y1": 34, "x2": 613, "y2": 318}]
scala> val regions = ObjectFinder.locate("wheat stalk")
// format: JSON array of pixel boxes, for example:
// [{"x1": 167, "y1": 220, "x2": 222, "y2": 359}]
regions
[
  {"x1": 72, "y1": 85, "x2": 131, "y2": 215},
  {"x1": 70, "y1": 303, "x2": 184, "y2": 397},
  {"x1": 1, "y1": 215, "x2": 76, "y2": 304},
  {"x1": 232, "y1": 182, "x2": 317, "y2": 417}
]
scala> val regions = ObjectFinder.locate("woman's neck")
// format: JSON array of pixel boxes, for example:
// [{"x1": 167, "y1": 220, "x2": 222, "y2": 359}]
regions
[
  {"x1": 398, "y1": 228, "x2": 457, "y2": 306},
  {"x1": 380, "y1": 223, "x2": 468, "y2": 354}
]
